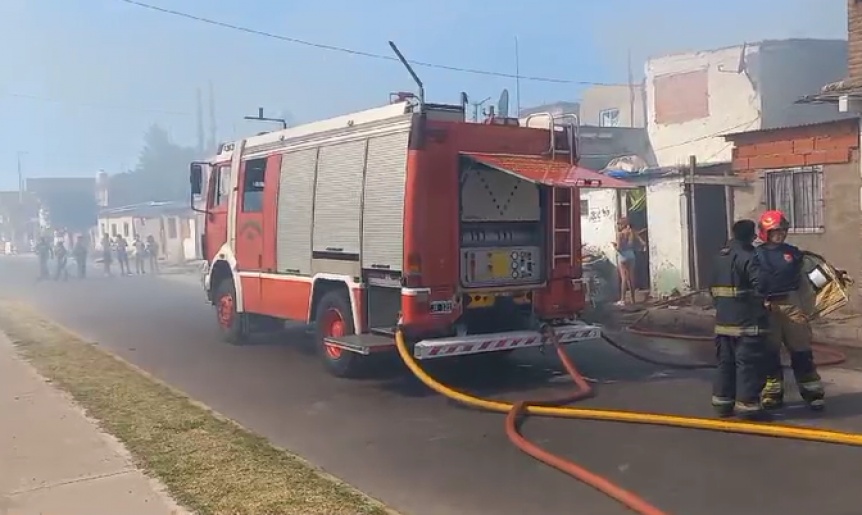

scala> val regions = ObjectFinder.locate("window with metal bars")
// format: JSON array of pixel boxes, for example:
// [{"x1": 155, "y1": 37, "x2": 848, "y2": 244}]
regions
[{"x1": 764, "y1": 166, "x2": 824, "y2": 232}]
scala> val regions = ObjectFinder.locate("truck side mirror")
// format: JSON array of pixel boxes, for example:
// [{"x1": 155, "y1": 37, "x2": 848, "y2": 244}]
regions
[{"x1": 190, "y1": 163, "x2": 203, "y2": 196}]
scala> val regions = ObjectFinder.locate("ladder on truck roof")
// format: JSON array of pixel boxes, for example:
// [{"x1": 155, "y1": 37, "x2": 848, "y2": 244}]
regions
[
  {"x1": 522, "y1": 112, "x2": 580, "y2": 267},
  {"x1": 522, "y1": 112, "x2": 579, "y2": 165}
]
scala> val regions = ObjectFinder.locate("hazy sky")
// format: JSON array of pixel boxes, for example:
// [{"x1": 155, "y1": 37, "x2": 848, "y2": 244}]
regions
[{"x1": 0, "y1": 0, "x2": 847, "y2": 190}]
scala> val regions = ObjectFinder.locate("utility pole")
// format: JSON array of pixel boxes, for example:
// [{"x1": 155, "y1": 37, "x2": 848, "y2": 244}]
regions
[
  {"x1": 14, "y1": 151, "x2": 27, "y2": 252},
  {"x1": 514, "y1": 36, "x2": 521, "y2": 117},
  {"x1": 688, "y1": 155, "x2": 700, "y2": 290},
  {"x1": 195, "y1": 87, "x2": 205, "y2": 155},
  {"x1": 207, "y1": 80, "x2": 217, "y2": 152},
  {"x1": 627, "y1": 48, "x2": 635, "y2": 128},
  {"x1": 16, "y1": 151, "x2": 26, "y2": 203}
]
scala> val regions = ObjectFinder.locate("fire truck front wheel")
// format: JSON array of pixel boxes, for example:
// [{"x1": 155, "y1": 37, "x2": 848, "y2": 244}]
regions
[
  {"x1": 315, "y1": 289, "x2": 365, "y2": 378},
  {"x1": 214, "y1": 279, "x2": 251, "y2": 345}
]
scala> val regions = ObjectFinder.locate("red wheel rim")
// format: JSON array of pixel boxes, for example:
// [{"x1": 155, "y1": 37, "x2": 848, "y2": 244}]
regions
[
  {"x1": 322, "y1": 308, "x2": 346, "y2": 359},
  {"x1": 217, "y1": 294, "x2": 234, "y2": 329}
]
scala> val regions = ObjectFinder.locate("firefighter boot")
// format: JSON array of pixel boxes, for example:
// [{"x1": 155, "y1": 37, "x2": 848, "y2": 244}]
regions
[
  {"x1": 791, "y1": 351, "x2": 825, "y2": 411},
  {"x1": 734, "y1": 401, "x2": 772, "y2": 422},
  {"x1": 760, "y1": 377, "x2": 785, "y2": 410},
  {"x1": 798, "y1": 375, "x2": 825, "y2": 411},
  {"x1": 711, "y1": 396, "x2": 735, "y2": 418}
]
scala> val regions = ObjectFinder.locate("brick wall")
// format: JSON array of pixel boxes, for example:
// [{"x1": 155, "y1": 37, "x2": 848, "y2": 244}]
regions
[
  {"x1": 850, "y1": 0, "x2": 862, "y2": 84},
  {"x1": 731, "y1": 119, "x2": 859, "y2": 175}
]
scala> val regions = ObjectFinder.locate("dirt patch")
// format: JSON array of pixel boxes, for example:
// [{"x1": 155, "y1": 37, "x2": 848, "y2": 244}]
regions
[{"x1": 0, "y1": 301, "x2": 396, "y2": 515}]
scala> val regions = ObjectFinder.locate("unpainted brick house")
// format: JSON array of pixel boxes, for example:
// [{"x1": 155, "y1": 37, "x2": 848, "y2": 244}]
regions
[{"x1": 725, "y1": 117, "x2": 862, "y2": 307}]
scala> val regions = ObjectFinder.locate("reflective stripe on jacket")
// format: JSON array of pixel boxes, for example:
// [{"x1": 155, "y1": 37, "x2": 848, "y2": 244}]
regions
[{"x1": 711, "y1": 240, "x2": 769, "y2": 336}]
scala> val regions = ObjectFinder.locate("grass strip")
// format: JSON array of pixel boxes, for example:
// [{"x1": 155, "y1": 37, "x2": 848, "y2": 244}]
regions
[{"x1": 0, "y1": 301, "x2": 395, "y2": 515}]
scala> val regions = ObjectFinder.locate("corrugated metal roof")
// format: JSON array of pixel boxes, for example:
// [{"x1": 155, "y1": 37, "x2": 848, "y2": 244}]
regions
[{"x1": 463, "y1": 153, "x2": 636, "y2": 189}]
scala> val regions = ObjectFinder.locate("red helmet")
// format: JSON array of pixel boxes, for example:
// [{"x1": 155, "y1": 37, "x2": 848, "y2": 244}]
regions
[{"x1": 757, "y1": 210, "x2": 790, "y2": 241}]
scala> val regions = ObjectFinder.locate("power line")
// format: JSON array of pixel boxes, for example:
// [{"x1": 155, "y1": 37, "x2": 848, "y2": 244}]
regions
[
  {"x1": 119, "y1": 0, "x2": 620, "y2": 86},
  {"x1": 4, "y1": 91, "x2": 192, "y2": 116}
]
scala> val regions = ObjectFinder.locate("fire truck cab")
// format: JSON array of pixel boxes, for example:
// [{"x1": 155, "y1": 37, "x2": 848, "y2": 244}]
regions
[{"x1": 190, "y1": 98, "x2": 609, "y2": 377}]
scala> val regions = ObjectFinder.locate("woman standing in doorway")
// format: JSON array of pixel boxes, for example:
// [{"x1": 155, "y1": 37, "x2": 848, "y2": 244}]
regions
[{"x1": 613, "y1": 217, "x2": 645, "y2": 306}]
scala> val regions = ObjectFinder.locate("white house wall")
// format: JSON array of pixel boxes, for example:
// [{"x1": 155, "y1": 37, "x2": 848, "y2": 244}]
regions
[
  {"x1": 94, "y1": 213, "x2": 197, "y2": 264},
  {"x1": 646, "y1": 44, "x2": 762, "y2": 167},
  {"x1": 645, "y1": 178, "x2": 690, "y2": 295},
  {"x1": 579, "y1": 189, "x2": 619, "y2": 260}
]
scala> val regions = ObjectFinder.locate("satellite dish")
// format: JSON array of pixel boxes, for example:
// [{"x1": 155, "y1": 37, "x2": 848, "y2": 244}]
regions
[{"x1": 498, "y1": 89, "x2": 510, "y2": 118}]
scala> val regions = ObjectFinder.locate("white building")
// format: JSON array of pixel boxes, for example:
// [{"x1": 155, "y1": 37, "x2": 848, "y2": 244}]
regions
[
  {"x1": 646, "y1": 39, "x2": 850, "y2": 167},
  {"x1": 93, "y1": 201, "x2": 201, "y2": 264},
  {"x1": 580, "y1": 164, "x2": 746, "y2": 297}
]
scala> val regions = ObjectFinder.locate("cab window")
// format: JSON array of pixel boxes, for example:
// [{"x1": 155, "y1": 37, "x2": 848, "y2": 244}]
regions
[
  {"x1": 214, "y1": 165, "x2": 231, "y2": 207},
  {"x1": 241, "y1": 158, "x2": 266, "y2": 213}
]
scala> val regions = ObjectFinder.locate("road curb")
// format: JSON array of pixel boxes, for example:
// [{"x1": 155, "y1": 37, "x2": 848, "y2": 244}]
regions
[
  {"x1": 0, "y1": 330, "x2": 190, "y2": 515},
  {"x1": 0, "y1": 304, "x2": 402, "y2": 515}
]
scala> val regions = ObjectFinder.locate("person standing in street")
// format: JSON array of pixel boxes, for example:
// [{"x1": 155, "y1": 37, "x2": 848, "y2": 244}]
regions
[
  {"x1": 146, "y1": 235, "x2": 160, "y2": 274},
  {"x1": 53, "y1": 240, "x2": 69, "y2": 281},
  {"x1": 115, "y1": 234, "x2": 131, "y2": 276},
  {"x1": 133, "y1": 235, "x2": 147, "y2": 275},
  {"x1": 612, "y1": 217, "x2": 645, "y2": 306},
  {"x1": 756, "y1": 210, "x2": 825, "y2": 411},
  {"x1": 35, "y1": 237, "x2": 52, "y2": 281},
  {"x1": 710, "y1": 219, "x2": 771, "y2": 420},
  {"x1": 72, "y1": 236, "x2": 88, "y2": 279},
  {"x1": 101, "y1": 234, "x2": 114, "y2": 277}
]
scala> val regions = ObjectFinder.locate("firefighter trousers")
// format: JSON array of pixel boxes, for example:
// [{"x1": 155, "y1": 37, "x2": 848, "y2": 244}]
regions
[
  {"x1": 762, "y1": 294, "x2": 824, "y2": 407},
  {"x1": 712, "y1": 335, "x2": 769, "y2": 411}
]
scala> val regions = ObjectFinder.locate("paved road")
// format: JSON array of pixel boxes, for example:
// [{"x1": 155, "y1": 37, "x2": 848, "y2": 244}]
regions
[{"x1": 3, "y1": 255, "x2": 862, "y2": 515}]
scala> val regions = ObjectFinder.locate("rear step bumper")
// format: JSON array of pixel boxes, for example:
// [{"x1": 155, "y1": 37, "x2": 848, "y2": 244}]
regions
[
  {"x1": 323, "y1": 324, "x2": 601, "y2": 360},
  {"x1": 413, "y1": 324, "x2": 601, "y2": 360}
]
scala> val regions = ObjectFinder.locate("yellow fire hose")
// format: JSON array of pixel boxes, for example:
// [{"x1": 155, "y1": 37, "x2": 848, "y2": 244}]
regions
[{"x1": 394, "y1": 329, "x2": 862, "y2": 514}]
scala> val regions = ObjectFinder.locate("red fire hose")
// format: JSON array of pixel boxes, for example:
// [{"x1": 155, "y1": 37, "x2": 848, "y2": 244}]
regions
[
  {"x1": 396, "y1": 317, "x2": 853, "y2": 515},
  {"x1": 504, "y1": 328, "x2": 668, "y2": 515}
]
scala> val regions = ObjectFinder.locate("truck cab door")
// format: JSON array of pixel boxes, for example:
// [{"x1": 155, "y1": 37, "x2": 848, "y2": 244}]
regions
[
  {"x1": 234, "y1": 157, "x2": 268, "y2": 312},
  {"x1": 205, "y1": 163, "x2": 231, "y2": 261}
]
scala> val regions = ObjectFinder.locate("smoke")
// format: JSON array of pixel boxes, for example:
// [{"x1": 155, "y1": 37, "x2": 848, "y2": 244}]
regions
[{"x1": 588, "y1": 0, "x2": 847, "y2": 79}]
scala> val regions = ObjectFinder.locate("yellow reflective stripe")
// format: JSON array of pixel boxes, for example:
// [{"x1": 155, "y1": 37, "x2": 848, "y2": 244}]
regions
[
  {"x1": 710, "y1": 286, "x2": 753, "y2": 298},
  {"x1": 714, "y1": 324, "x2": 766, "y2": 336}
]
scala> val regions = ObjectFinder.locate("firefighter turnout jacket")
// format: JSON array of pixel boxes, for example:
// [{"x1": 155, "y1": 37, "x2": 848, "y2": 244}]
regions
[
  {"x1": 711, "y1": 240, "x2": 769, "y2": 336},
  {"x1": 754, "y1": 242, "x2": 803, "y2": 299}
]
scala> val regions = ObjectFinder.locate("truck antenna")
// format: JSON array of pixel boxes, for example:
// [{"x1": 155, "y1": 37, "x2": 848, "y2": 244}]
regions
[
  {"x1": 388, "y1": 41, "x2": 425, "y2": 108},
  {"x1": 244, "y1": 107, "x2": 288, "y2": 130}
]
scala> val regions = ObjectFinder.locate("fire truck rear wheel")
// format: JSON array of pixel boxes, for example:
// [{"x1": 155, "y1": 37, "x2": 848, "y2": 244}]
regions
[
  {"x1": 315, "y1": 289, "x2": 364, "y2": 378},
  {"x1": 214, "y1": 279, "x2": 250, "y2": 345}
]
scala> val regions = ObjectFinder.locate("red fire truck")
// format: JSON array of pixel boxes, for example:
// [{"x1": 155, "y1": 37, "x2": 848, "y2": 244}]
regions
[{"x1": 189, "y1": 98, "x2": 611, "y2": 377}]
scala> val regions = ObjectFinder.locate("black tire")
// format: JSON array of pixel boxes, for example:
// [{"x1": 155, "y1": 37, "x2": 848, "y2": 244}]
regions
[
  {"x1": 214, "y1": 279, "x2": 250, "y2": 345},
  {"x1": 315, "y1": 289, "x2": 365, "y2": 378}
]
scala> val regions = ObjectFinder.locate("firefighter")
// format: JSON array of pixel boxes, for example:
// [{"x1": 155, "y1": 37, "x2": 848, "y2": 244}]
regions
[
  {"x1": 35, "y1": 236, "x2": 52, "y2": 281},
  {"x1": 755, "y1": 210, "x2": 825, "y2": 411},
  {"x1": 710, "y1": 219, "x2": 771, "y2": 420}
]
